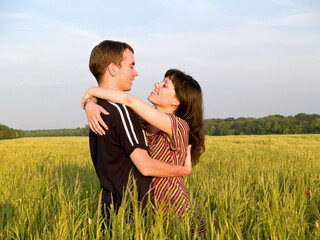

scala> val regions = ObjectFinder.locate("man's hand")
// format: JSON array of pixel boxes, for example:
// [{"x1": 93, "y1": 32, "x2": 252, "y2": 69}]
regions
[
  {"x1": 130, "y1": 147, "x2": 193, "y2": 177},
  {"x1": 84, "y1": 100, "x2": 109, "y2": 135},
  {"x1": 184, "y1": 145, "x2": 192, "y2": 175}
]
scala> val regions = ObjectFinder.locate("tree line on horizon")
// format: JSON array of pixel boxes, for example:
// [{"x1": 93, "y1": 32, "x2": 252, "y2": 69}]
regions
[
  {"x1": 204, "y1": 113, "x2": 320, "y2": 136},
  {"x1": 22, "y1": 125, "x2": 90, "y2": 138},
  {"x1": 1, "y1": 113, "x2": 320, "y2": 140},
  {"x1": 0, "y1": 125, "x2": 90, "y2": 140}
]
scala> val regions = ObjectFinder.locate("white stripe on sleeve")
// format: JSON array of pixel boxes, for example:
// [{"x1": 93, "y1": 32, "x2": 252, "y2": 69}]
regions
[
  {"x1": 123, "y1": 105, "x2": 139, "y2": 144},
  {"x1": 109, "y1": 102, "x2": 133, "y2": 146}
]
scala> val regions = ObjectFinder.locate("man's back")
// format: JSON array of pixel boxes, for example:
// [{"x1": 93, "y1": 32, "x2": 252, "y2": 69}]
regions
[{"x1": 89, "y1": 99, "x2": 152, "y2": 211}]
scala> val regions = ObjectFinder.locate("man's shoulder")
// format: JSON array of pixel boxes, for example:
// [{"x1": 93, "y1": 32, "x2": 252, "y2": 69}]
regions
[
  {"x1": 98, "y1": 99, "x2": 116, "y2": 109},
  {"x1": 99, "y1": 100, "x2": 138, "y2": 118}
]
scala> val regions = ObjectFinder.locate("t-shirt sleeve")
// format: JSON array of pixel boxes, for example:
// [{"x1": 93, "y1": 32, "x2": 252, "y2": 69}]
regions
[
  {"x1": 114, "y1": 104, "x2": 148, "y2": 156},
  {"x1": 166, "y1": 113, "x2": 189, "y2": 151}
]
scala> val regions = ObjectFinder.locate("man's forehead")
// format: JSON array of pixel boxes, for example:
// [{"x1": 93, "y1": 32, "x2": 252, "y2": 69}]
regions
[{"x1": 122, "y1": 48, "x2": 134, "y2": 62}]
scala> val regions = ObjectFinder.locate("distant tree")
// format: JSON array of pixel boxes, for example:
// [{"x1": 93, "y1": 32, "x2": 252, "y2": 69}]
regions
[{"x1": 0, "y1": 124, "x2": 23, "y2": 140}]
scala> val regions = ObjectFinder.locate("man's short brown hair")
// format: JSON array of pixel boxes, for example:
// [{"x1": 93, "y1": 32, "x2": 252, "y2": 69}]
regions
[{"x1": 89, "y1": 40, "x2": 134, "y2": 83}]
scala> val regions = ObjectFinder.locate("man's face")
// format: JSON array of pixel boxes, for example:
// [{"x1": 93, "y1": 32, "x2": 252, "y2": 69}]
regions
[{"x1": 116, "y1": 49, "x2": 138, "y2": 91}]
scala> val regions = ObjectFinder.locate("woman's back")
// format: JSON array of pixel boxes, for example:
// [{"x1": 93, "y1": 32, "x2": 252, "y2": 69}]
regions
[{"x1": 146, "y1": 114, "x2": 206, "y2": 236}]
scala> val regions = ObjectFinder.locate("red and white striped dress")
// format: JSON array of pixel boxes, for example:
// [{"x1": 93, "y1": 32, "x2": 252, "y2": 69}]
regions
[{"x1": 146, "y1": 114, "x2": 206, "y2": 235}]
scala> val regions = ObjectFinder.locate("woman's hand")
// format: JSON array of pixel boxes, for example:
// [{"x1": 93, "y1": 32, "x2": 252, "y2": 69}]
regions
[
  {"x1": 85, "y1": 100, "x2": 109, "y2": 135},
  {"x1": 184, "y1": 145, "x2": 192, "y2": 175}
]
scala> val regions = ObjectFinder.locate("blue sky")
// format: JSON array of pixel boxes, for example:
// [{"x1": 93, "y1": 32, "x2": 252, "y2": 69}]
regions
[{"x1": 0, "y1": 0, "x2": 319, "y2": 130}]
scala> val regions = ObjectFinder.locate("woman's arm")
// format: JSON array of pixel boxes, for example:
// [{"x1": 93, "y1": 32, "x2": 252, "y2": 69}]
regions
[
  {"x1": 81, "y1": 87, "x2": 172, "y2": 135},
  {"x1": 130, "y1": 145, "x2": 192, "y2": 177}
]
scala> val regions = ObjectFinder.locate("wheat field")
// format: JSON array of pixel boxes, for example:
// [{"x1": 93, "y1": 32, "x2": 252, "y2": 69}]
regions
[{"x1": 1, "y1": 135, "x2": 320, "y2": 239}]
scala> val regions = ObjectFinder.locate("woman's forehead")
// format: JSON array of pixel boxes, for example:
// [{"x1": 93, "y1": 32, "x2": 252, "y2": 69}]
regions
[{"x1": 164, "y1": 77, "x2": 173, "y2": 84}]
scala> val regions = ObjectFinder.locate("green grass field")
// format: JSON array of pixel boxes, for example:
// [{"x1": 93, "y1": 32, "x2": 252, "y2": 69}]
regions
[{"x1": 1, "y1": 135, "x2": 320, "y2": 239}]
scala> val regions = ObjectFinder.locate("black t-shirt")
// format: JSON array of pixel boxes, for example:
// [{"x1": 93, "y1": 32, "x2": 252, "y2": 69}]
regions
[{"x1": 89, "y1": 99, "x2": 153, "y2": 211}]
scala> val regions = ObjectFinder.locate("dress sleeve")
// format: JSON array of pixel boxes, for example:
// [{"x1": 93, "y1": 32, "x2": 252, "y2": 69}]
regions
[
  {"x1": 166, "y1": 114, "x2": 189, "y2": 151},
  {"x1": 135, "y1": 113, "x2": 148, "y2": 131}
]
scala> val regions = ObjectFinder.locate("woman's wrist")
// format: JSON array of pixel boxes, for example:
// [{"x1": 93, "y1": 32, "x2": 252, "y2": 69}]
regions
[{"x1": 83, "y1": 96, "x2": 98, "y2": 109}]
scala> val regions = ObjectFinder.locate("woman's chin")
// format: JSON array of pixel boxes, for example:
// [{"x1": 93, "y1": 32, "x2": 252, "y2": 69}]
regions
[{"x1": 147, "y1": 96, "x2": 154, "y2": 103}]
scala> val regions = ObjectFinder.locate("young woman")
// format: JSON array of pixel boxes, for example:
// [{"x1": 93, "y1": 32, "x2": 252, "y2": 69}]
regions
[{"x1": 82, "y1": 69, "x2": 206, "y2": 236}]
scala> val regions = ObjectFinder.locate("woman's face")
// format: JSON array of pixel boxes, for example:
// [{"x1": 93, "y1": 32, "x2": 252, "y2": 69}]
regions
[{"x1": 148, "y1": 77, "x2": 179, "y2": 112}]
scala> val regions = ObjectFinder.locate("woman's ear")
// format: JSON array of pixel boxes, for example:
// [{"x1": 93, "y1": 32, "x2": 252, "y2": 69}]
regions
[{"x1": 172, "y1": 97, "x2": 180, "y2": 107}]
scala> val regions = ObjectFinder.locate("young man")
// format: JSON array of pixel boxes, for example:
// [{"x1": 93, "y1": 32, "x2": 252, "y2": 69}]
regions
[{"x1": 84, "y1": 40, "x2": 191, "y2": 219}]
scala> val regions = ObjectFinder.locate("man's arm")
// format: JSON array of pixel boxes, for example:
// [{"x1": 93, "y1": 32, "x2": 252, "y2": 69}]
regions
[{"x1": 130, "y1": 146, "x2": 192, "y2": 177}]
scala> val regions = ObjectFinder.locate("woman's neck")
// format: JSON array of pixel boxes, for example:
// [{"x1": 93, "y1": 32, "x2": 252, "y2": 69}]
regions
[{"x1": 154, "y1": 105, "x2": 175, "y2": 115}]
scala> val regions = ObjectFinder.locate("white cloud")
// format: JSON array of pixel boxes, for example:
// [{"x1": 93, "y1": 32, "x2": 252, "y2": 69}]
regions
[
  {"x1": 268, "y1": 0, "x2": 320, "y2": 8},
  {"x1": 251, "y1": 12, "x2": 320, "y2": 27},
  {"x1": 0, "y1": 12, "x2": 34, "y2": 19},
  {"x1": 0, "y1": 11, "x2": 102, "y2": 89},
  {"x1": 267, "y1": 0, "x2": 296, "y2": 7}
]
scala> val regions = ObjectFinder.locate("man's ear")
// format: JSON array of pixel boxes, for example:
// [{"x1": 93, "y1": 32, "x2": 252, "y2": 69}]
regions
[{"x1": 106, "y1": 63, "x2": 118, "y2": 77}]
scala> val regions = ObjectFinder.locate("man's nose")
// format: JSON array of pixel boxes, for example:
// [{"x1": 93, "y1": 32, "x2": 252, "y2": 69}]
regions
[{"x1": 134, "y1": 68, "x2": 138, "y2": 76}]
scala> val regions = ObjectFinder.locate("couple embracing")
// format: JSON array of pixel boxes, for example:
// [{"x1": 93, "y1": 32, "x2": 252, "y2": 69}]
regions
[{"x1": 82, "y1": 40, "x2": 206, "y2": 236}]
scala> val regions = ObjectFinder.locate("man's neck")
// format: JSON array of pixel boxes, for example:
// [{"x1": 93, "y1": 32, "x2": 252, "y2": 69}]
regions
[{"x1": 99, "y1": 77, "x2": 120, "y2": 90}]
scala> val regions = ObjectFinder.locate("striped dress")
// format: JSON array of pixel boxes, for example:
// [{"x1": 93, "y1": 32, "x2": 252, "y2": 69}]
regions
[{"x1": 145, "y1": 114, "x2": 206, "y2": 236}]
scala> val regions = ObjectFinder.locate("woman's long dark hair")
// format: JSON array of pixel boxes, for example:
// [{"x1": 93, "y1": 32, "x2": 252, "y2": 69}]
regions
[{"x1": 165, "y1": 69, "x2": 205, "y2": 165}]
